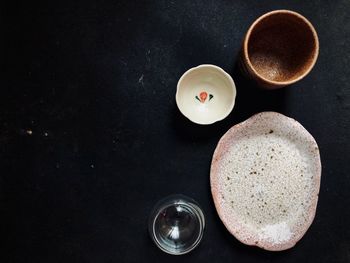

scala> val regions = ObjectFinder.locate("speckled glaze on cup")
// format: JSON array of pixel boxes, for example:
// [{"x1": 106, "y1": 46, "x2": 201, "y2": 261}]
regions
[
  {"x1": 240, "y1": 10, "x2": 319, "y2": 89},
  {"x1": 176, "y1": 65, "x2": 236, "y2": 125}
]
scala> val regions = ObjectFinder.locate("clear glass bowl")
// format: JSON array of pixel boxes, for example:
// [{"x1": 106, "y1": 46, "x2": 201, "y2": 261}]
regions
[{"x1": 148, "y1": 195, "x2": 205, "y2": 255}]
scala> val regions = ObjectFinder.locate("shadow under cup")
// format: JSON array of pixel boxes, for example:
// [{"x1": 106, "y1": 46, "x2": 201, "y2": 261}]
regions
[{"x1": 241, "y1": 10, "x2": 319, "y2": 89}]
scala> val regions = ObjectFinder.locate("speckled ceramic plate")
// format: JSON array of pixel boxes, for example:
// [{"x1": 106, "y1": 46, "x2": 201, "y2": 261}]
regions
[{"x1": 210, "y1": 112, "x2": 321, "y2": 251}]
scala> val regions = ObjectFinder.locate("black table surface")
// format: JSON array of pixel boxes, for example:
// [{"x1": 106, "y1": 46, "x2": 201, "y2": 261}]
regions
[{"x1": 2, "y1": 1, "x2": 350, "y2": 262}]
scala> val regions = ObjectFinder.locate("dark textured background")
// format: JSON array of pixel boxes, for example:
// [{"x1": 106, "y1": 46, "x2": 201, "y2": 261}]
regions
[{"x1": 1, "y1": 0, "x2": 350, "y2": 262}]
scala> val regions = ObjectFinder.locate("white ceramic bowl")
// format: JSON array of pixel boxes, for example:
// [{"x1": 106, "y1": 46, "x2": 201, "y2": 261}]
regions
[{"x1": 176, "y1": 65, "x2": 236, "y2": 125}]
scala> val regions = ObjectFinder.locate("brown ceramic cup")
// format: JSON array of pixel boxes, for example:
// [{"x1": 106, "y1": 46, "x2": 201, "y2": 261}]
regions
[{"x1": 240, "y1": 10, "x2": 319, "y2": 89}]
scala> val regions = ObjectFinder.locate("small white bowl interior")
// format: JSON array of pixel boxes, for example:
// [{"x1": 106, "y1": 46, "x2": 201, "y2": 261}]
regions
[{"x1": 176, "y1": 65, "x2": 236, "y2": 125}]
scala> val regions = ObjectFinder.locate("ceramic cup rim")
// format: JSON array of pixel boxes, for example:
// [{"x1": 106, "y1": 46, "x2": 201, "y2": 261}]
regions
[
  {"x1": 175, "y1": 64, "x2": 237, "y2": 125},
  {"x1": 243, "y1": 9, "x2": 319, "y2": 86}
]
